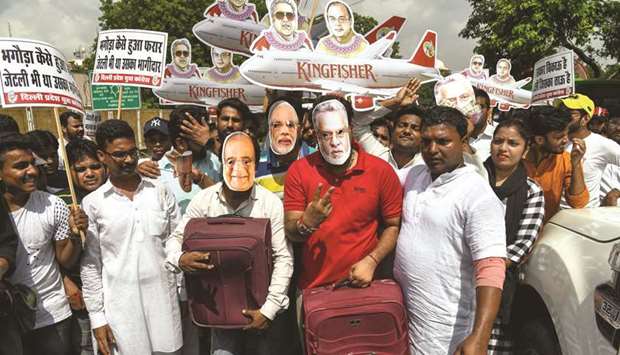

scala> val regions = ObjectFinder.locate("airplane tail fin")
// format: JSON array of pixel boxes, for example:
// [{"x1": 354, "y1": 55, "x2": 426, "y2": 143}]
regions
[
  {"x1": 365, "y1": 16, "x2": 407, "y2": 44},
  {"x1": 408, "y1": 30, "x2": 437, "y2": 68}
]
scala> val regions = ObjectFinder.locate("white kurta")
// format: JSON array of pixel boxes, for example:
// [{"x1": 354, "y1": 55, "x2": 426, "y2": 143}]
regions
[
  {"x1": 81, "y1": 178, "x2": 183, "y2": 354},
  {"x1": 394, "y1": 165, "x2": 506, "y2": 354}
]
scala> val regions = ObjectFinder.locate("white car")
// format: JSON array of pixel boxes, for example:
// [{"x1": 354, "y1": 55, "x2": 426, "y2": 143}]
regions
[{"x1": 514, "y1": 207, "x2": 620, "y2": 354}]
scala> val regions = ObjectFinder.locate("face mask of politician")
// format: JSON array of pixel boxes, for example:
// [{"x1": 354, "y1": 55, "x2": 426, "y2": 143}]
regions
[
  {"x1": 222, "y1": 132, "x2": 256, "y2": 192},
  {"x1": 313, "y1": 100, "x2": 352, "y2": 166}
]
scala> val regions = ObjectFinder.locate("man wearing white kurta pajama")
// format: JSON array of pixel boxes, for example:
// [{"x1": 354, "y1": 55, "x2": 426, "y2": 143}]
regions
[{"x1": 81, "y1": 119, "x2": 184, "y2": 355}]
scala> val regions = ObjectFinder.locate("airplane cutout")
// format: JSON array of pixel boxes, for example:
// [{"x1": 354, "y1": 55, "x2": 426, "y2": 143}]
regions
[
  {"x1": 239, "y1": 30, "x2": 441, "y2": 97},
  {"x1": 193, "y1": 15, "x2": 407, "y2": 57},
  {"x1": 467, "y1": 76, "x2": 533, "y2": 111}
]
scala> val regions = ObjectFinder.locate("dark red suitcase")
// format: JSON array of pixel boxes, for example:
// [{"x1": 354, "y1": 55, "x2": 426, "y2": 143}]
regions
[
  {"x1": 182, "y1": 217, "x2": 273, "y2": 328},
  {"x1": 303, "y1": 279, "x2": 410, "y2": 355}
]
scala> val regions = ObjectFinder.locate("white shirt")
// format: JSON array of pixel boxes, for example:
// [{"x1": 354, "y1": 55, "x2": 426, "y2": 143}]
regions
[
  {"x1": 169, "y1": 182, "x2": 293, "y2": 321},
  {"x1": 81, "y1": 178, "x2": 183, "y2": 354},
  {"x1": 352, "y1": 107, "x2": 424, "y2": 185},
  {"x1": 601, "y1": 164, "x2": 620, "y2": 206},
  {"x1": 562, "y1": 133, "x2": 620, "y2": 208},
  {"x1": 470, "y1": 121, "x2": 495, "y2": 162},
  {"x1": 394, "y1": 165, "x2": 506, "y2": 354},
  {"x1": 8, "y1": 191, "x2": 72, "y2": 329}
]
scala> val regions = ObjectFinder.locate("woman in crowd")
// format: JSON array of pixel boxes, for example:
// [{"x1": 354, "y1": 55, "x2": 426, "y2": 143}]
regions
[{"x1": 483, "y1": 118, "x2": 545, "y2": 353}]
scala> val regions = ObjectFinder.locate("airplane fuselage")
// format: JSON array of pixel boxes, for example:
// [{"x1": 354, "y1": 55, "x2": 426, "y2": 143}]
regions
[
  {"x1": 468, "y1": 77, "x2": 532, "y2": 108},
  {"x1": 193, "y1": 17, "x2": 264, "y2": 56},
  {"x1": 152, "y1": 77, "x2": 265, "y2": 107},
  {"x1": 240, "y1": 50, "x2": 440, "y2": 94}
]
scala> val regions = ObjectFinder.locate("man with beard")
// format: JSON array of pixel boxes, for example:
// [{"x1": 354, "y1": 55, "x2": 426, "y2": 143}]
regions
[
  {"x1": 204, "y1": 0, "x2": 258, "y2": 22},
  {"x1": 251, "y1": 0, "x2": 313, "y2": 52},
  {"x1": 164, "y1": 39, "x2": 201, "y2": 79},
  {"x1": 523, "y1": 106, "x2": 588, "y2": 222},
  {"x1": 58, "y1": 111, "x2": 85, "y2": 171},
  {"x1": 601, "y1": 110, "x2": 620, "y2": 206},
  {"x1": 284, "y1": 96, "x2": 403, "y2": 338},
  {"x1": 352, "y1": 79, "x2": 425, "y2": 185},
  {"x1": 80, "y1": 120, "x2": 183, "y2": 355},
  {"x1": 205, "y1": 48, "x2": 242, "y2": 84},
  {"x1": 1, "y1": 134, "x2": 85, "y2": 355},
  {"x1": 394, "y1": 106, "x2": 506, "y2": 354},
  {"x1": 469, "y1": 88, "x2": 495, "y2": 162},
  {"x1": 461, "y1": 54, "x2": 489, "y2": 80},
  {"x1": 256, "y1": 96, "x2": 314, "y2": 199},
  {"x1": 315, "y1": 1, "x2": 369, "y2": 58},
  {"x1": 215, "y1": 98, "x2": 254, "y2": 154},
  {"x1": 557, "y1": 94, "x2": 620, "y2": 208}
]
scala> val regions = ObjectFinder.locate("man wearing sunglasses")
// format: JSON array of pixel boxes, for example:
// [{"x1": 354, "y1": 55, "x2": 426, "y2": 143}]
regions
[
  {"x1": 251, "y1": 0, "x2": 313, "y2": 52},
  {"x1": 315, "y1": 0, "x2": 369, "y2": 58},
  {"x1": 164, "y1": 38, "x2": 201, "y2": 79},
  {"x1": 461, "y1": 54, "x2": 489, "y2": 80}
]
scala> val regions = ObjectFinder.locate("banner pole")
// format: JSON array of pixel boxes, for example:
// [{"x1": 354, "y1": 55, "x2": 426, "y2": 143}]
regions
[
  {"x1": 116, "y1": 86, "x2": 124, "y2": 119},
  {"x1": 53, "y1": 107, "x2": 85, "y2": 244}
]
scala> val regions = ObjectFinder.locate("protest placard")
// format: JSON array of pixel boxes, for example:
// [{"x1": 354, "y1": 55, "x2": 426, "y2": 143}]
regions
[
  {"x1": 0, "y1": 38, "x2": 84, "y2": 111},
  {"x1": 92, "y1": 29, "x2": 168, "y2": 89},
  {"x1": 531, "y1": 50, "x2": 575, "y2": 105}
]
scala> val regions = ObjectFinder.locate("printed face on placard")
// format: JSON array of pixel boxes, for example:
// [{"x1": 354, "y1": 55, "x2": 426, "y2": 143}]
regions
[
  {"x1": 211, "y1": 48, "x2": 233, "y2": 71},
  {"x1": 222, "y1": 133, "x2": 255, "y2": 192},
  {"x1": 497, "y1": 59, "x2": 511, "y2": 79},
  {"x1": 229, "y1": 0, "x2": 248, "y2": 9},
  {"x1": 315, "y1": 107, "x2": 351, "y2": 165},
  {"x1": 326, "y1": 1, "x2": 353, "y2": 41},
  {"x1": 269, "y1": 101, "x2": 299, "y2": 155},
  {"x1": 173, "y1": 42, "x2": 191, "y2": 70},
  {"x1": 435, "y1": 74, "x2": 482, "y2": 125},
  {"x1": 469, "y1": 55, "x2": 484, "y2": 75},
  {"x1": 272, "y1": 1, "x2": 298, "y2": 38}
]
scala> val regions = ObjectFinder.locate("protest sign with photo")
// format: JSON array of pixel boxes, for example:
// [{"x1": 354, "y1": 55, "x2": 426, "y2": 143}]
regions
[
  {"x1": 0, "y1": 38, "x2": 84, "y2": 111},
  {"x1": 531, "y1": 50, "x2": 575, "y2": 105},
  {"x1": 92, "y1": 29, "x2": 168, "y2": 88}
]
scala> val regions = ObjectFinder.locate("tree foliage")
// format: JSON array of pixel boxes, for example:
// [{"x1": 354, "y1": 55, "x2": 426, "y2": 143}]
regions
[{"x1": 460, "y1": 0, "x2": 613, "y2": 78}]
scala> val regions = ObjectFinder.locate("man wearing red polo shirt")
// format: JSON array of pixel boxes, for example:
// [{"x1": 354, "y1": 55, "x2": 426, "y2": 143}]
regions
[{"x1": 284, "y1": 96, "x2": 403, "y2": 291}]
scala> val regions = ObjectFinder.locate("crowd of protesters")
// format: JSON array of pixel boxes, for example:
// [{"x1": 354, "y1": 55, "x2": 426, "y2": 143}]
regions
[{"x1": 0, "y1": 77, "x2": 619, "y2": 355}]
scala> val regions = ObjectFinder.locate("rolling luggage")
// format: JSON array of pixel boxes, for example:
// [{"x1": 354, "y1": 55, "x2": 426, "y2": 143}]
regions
[
  {"x1": 303, "y1": 279, "x2": 410, "y2": 355},
  {"x1": 182, "y1": 216, "x2": 273, "y2": 328}
]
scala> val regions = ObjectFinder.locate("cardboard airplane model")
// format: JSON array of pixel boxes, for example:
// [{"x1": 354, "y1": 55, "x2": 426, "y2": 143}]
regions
[
  {"x1": 193, "y1": 14, "x2": 407, "y2": 57},
  {"x1": 239, "y1": 30, "x2": 441, "y2": 100}
]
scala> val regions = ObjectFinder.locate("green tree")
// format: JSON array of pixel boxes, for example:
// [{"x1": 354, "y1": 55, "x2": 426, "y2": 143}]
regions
[
  {"x1": 598, "y1": 1, "x2": 620, "y2": 63},
  {"x1": 460, "y1": 0, "x2": 607, "y2": 78}
]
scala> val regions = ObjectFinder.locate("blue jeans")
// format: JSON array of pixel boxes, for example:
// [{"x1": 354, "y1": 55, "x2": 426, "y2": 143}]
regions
[
  {"x1": 23, "y1": 317, "x2": 72, "y2": 355},
  {"x1": 210, "y1": 313, "x2": 289, "y2": 355}
]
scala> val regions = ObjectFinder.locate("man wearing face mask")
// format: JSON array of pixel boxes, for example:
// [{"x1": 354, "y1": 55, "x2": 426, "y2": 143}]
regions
[
  {"x1": 256, "y1": 96, "x2": 314, "y2": 199},
  {"x1": 205, "y1": 48, "x2": 242, "y2": 84},
  {"x1": 172, "y1": 132, "x2": 294, "y2": 355},
  {"x1": 251, "y1": 0, "x2": 313, "y2": 52},
  {"x1": 284, "y1": 96, "x2": 403, "y2": 321},
  {"x1": 164, "y1": 38, "x2": 201, "y2": 79},
  {"x1": 469, "y1": 88, "x2": 495, "y2": 162}
]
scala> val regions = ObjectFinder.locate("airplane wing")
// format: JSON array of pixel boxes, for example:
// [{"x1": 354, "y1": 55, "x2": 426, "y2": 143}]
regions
[
  {"x1": 511, "y1": 78, "x2": 532, "y2": 89},
  {"x1": 356, "y1": 31, "x2": 397, "y2": 60}
]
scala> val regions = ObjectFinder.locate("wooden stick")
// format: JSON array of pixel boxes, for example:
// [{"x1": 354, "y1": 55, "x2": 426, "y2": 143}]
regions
[
  {"x1": 307, "y1": 0, "x2": 320, "y2": 34},
  {"x1": 116, "y1": 85, "x2": 124, "y2": 119},
  {"x1": 53, "y1": 107, "x2": 85, "y2": 244}
]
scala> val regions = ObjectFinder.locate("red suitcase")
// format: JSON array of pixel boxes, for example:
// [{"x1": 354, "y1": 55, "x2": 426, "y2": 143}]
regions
[
  {"x1": 303, "y1": 279, "x2": 410, "y2": 355},
  {"x1": 182, "y1": 217, "x2": 273, "y2": 328}
]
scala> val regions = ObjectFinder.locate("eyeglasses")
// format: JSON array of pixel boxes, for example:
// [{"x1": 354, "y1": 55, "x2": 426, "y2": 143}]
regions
[
  {"x1": 73, "y1": 163, "x2": 103, "y2": 173},
  {"x1": 472, "y1": 61, "x2": 483, "y2": 66},
  {"x1": 274, "y1": 11, "x2": 295, "y2": 21},
  {"x1": 104, "y1": 149, "x2": 138, "y2": 160},
  {"x1": 328, "y1": 16, "x2": 350, "y2": 24},
  {"x1": 270, "y1": 121, "x2": 299, "y2": 130},
  {"x1": 175, "y1": 50, "x2": 190, "y2": 57}
]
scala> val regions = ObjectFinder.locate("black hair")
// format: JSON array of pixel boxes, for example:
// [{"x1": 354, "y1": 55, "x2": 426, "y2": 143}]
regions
[
  {"x1": 217, "y1": 98, "x2": 252, "y2": 125},
  {"x1": 326, "y1": 1, "x2": 352, "y2": 18},
  {"x1": 169, "y1": 106, "x2": 208, "y2": 147},
  {"x1": 0, "y1": 114, "x2": 19, "y2": 135},
  {"x1": 25, "y1": 130, "x2": 59, "y2": 158},
  {"x1": 267, "y1": 95, "x2": 304, "y2": 122},
  {"x1": 66, "y1": 139, "x2": 100, "y2": 167},
  {"x1": 95, "y1": 119, "x2": 135, "y2": 150},
  {"x1": 393, "y1": 104, "x2": 427, "y2": 125},
  {"x1": 493, "y1": 118, "x2": 531, "y2": 142},
  {"x1": 59, "y1": 111, "x2": 83, "y2": 128},
  {"x1": 0, "y1": 134, "x2": 31, "y2": 166},
  {"x1": 473, "y1": 87, "x2": 491, "y2": 108},
  {"x1": 371, "y1": 117, "x2": 392, "y2": 137},
  {"x1": 526, "y1": 106, "x2": 571, "y2": 136},
  {"x1": 422, "y1": 106, "x2": 468, "y2": 138},
  {"x1": 311, "y1": 95, "x2": 354, "y2": 126}
]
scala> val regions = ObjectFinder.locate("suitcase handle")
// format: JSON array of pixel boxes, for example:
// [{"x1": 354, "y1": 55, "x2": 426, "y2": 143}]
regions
[{"x1": 206, "y1": 218, "x2": 246, "y2": 225}]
